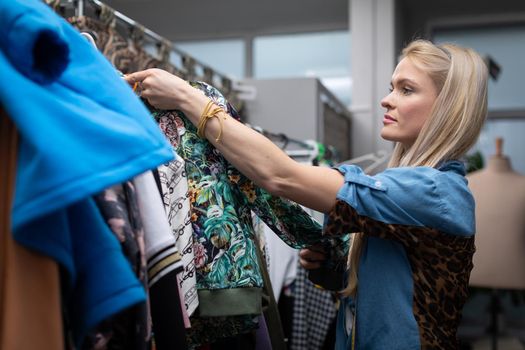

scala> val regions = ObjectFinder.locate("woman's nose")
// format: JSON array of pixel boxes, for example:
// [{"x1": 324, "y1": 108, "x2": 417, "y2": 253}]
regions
[{"x1": 381, "y1": 93, "x2": 393, "y2": 109}]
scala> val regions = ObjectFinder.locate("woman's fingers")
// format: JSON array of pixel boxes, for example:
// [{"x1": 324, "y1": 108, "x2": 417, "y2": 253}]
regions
[
  {"x1": 299, "y1": 257, "x2": 321, "y2": 270},
  {"x1": 299, "y1": 248, "x2": 326, "y2": 261},
  {"x1": 124, "y1": 69, "x2": 153, "y2": 84},
  {"x1": 299, "y1": 248, "x2": 326, "y2": 270}
]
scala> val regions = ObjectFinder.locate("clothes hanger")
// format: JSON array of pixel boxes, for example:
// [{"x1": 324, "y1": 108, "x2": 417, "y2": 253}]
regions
[
  {"x1": 80, "y1": 32, "x2": 98, "y2": 49},
  {"x1": 339, "y1": 150, "x2": 390, "y2": 174},
  {"x1": 363, "y1": 151, "x2": 390, "y2": 175},
  {"x1": 285, "y1": 140, "x2": 319, "y2": 164},
  {"x1": 245, "y1": 124, "x2": 318, "y2": 162}
]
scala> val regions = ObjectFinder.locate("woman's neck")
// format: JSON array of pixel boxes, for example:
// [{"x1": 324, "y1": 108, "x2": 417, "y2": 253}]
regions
[{"x1": 486, "y1": 155, "x2": 512, "y2": 172}]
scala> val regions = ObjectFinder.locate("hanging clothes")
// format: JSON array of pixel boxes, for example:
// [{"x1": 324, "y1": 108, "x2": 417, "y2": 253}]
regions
[
  {"x1": 0, "y1": 2, "x2": 173, "y2": 230},
  {"x1": 70, "y1": 12, "x2": 200, "y2": 320},
  {"x1": 68, "y1": 16, "x2": 179, "y2": 76},
  {"x1": 153, "y1": 98, "x2": 260, "y2": 345},
  {"x1": 157, "y1": 154, "x2": 200, "y2": 316},
  {"x1": 255, "y1": 315, "x2": 272, "y2": 350},
  {"x1": 92, "y1": 174, "x2": 189, "y2": 350},
  {"x1": 70, "y1": 9, "x2": 347, "y2": 315},
  {"x1": 150, "y1": 81, "x2": 348, "y2": 346},
  {"x1": 291, "y1": 262, "x2": 338, "y2": 350},
  {"x1": 133, "y1": 171, "x2": 189, "y2": 350},
  {"x1": 91, "y1": 181, "x2": 152, "y2": 350},
  {"x1": 254, "y1": 173, "x2": 337, "y2": 350},
  {"x1": 254, "y1": 219, "x2": 299, "y2": 302},
  {"x1": 253, "y1": 228, "x2": 287, "y2": 350},
  {"x1": 254, "y1": 212, "x2": 338, "y2": 350},
  {"x1": 0, "y1": 0, "x2": 174, "y2": 346},
  {"x1": 68, "y1": 16, "x2": 135, "y2": 74},
  {"x1": 66, "y1": 7, "x2": 348, "y2": 347},
  {"x1": 152, "y1": 81, "x2": 346, "y2": 308},
  {"x1": 68, "y1": 13, "x2": 263, "y2": 346}
]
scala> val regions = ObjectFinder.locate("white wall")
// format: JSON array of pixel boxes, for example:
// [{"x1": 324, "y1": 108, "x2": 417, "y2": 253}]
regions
[{"x1": 349, "y1": 0, "x2": 396, "y2": 157}]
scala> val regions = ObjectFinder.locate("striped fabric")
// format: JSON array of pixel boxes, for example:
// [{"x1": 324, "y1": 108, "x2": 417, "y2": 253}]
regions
[
  {"x1": 134, "y1": 170, "x2": 189, "y2": 348},
  {"x1": 147, "y1": 243, "x2": 184, "y2": 288},
  {"x1": 133, "y1": 171, "x2": 184, "y2": 286}
]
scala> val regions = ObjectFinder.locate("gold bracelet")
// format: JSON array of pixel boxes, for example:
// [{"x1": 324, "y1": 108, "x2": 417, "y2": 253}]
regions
[{"x1": 197, "y1": 99, "x2": 225, "y2": 142}]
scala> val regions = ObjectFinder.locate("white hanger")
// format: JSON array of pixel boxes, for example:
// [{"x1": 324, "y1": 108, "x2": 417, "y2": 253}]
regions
[
  {"x1": 80, "y1": 32, "x2": 97, "y2": 49},
  {"x1": 339, "y1": 150, "x2": 390, "y2": 174},
  {"x1": 286, "y1": 140, "x2": 319, "y2": 164},
  {"x1": 364, "y1": 151, "x2": 390, "y2": 174}
]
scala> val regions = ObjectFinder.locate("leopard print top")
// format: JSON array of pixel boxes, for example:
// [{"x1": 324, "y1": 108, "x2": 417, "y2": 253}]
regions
[{"x1": 325, "y1": 199, "x2": 475, "y2": 350}]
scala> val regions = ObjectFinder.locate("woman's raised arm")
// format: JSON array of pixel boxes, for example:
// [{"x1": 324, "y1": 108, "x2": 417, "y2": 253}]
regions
[{"x1": 125, "y1": 69, "x2": 344, "y2": 213}]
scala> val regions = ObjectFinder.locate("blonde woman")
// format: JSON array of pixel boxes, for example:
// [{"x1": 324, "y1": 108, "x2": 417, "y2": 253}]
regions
[{"x1": 126, "y1": 39, "x2": 488, "y2": 349}]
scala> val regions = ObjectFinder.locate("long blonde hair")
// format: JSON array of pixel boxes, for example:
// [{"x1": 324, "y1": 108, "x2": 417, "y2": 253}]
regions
[{"x1": 343, "y1": 39, "x2": 488, "y2": 297}]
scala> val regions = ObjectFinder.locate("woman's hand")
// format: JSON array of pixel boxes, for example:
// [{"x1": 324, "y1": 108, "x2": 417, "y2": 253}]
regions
[
  {"x1": 299, "y1": 247, "x2": 327, "y2": 270},
  {"x1": 124, "y1": 68, "x2": 193, "y2": 110}
]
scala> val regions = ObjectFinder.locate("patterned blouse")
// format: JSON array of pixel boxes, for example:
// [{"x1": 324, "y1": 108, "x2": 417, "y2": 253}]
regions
[{"x1": 151, "y1": 82, "x2": 348, "y2": 345}]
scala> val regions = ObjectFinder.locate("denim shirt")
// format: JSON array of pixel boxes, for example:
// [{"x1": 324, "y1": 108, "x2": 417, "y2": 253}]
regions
[{"x1": 327, "y1": 161, "x2": 475, "y2": 350}]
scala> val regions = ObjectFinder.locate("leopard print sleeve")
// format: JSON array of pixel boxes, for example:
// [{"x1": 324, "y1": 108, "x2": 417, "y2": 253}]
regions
[{"x1": 325, "y1": 199, "x2": 475, "y2": 349}]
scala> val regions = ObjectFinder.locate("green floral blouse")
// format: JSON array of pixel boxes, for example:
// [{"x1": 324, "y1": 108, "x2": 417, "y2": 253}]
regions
[{"x1": 151, "y1": 82, "x2": 348, "y2": 345}]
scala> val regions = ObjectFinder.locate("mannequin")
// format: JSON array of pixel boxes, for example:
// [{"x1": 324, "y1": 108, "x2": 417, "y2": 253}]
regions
[{"x1": 468, "y1": 137, "x2": 525, "y2": 289}]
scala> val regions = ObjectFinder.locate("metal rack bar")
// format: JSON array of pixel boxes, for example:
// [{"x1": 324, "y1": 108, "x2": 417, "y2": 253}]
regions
[{"x1": 82, "y1": 0, "x2": 232, "y2": 82}]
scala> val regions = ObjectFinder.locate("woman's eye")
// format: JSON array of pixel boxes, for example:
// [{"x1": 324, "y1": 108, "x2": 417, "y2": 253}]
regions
[
  {"x1": 402, "y1": 87, "x2": 413, "y2": 95},
  {"x1": 388, "y1": 87, "x2": 393, "y2": 93}
]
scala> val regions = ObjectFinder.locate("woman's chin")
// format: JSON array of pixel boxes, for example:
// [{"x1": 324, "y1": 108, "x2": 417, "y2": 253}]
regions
[{"x1": 380, "y1": 128, "x2": 394, "y2": 142}]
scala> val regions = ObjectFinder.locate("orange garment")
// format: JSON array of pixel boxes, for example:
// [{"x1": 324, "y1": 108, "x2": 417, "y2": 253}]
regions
[{"x1": 0, "y1": 107, "x2": 64, "y2": 350}]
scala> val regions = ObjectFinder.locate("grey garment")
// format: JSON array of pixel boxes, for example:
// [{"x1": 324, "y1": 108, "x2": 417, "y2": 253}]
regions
[{"x1": 291, "y1": 262, "x2": 338, "y2": 350}]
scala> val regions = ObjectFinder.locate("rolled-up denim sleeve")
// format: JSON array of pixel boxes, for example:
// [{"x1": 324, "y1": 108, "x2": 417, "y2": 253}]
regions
[{"x1": 327, "y1": 165, "x2": 474, "y2": 236}]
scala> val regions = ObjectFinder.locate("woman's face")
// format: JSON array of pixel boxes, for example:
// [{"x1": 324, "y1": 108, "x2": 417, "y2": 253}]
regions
[{"x1": 380, "y1": 57, "x2": 438, "y2": 148}]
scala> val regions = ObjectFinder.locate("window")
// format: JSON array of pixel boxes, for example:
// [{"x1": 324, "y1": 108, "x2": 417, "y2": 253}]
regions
[
  {"x1": 434, "y1": 26, "x2": 525, "y2": 173},
  {"x1": 435, "y1": 26, "x2": 525, "y2": 110},
  {"x1": 254, "y1": 31, "x2": 351, "y2": 105},
  {"x1": 174, "y1": 39, "x2": 245, "y2": 79}
]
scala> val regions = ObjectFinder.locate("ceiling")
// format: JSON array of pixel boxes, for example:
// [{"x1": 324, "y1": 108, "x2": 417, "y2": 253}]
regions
[
  {"x1": 104, "y1": 0, "x2": 349, "y2": 42},
  {"x1": 103, "y1": 0, "x2": 525, "y2": 45}
]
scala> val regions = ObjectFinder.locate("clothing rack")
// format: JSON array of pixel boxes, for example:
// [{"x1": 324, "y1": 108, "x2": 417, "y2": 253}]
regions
[
  {"x1": 47, "y1": 0, "x2": 256, "y2": 101},
  {"x1": 248, "y1": 123, "x2": 315, "y2": 150},
  {"x1": 89, "y1": 0, "x2": 161, "y2": 42},
  {"x1": 286, "y1": 141, "x2": 319, "y2": 164},
  {"x1": 247, "y1": 123, "x2": 339, "y2": 164}
]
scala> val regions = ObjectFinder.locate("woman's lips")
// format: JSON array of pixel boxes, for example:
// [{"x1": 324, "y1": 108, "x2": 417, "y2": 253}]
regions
[{"x1": 383, "y1": 114, "x2": 397, "y2": 124}]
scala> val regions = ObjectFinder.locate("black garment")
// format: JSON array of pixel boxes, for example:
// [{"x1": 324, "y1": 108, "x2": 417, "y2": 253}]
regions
[
  {"x1": 322, "y1": 312, "x2": 337, "y2": 350},
  {"x1": 149, "y1": 270, "x2": 188, "y2": 350},
  {"x1": 210, "y1": 333, "x2": 256, "y2": 350},
  {"x1": 81, "y1": 304, "x2": 149, "y2": 350},
  {"x1": 278, "y1": 292, "x2": 294, "y2": 348}
]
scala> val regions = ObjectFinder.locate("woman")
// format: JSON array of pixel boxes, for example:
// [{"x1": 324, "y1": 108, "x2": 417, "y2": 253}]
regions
[{"x1": 126, "y1": 39, "x2": 488, "y2": 349}]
